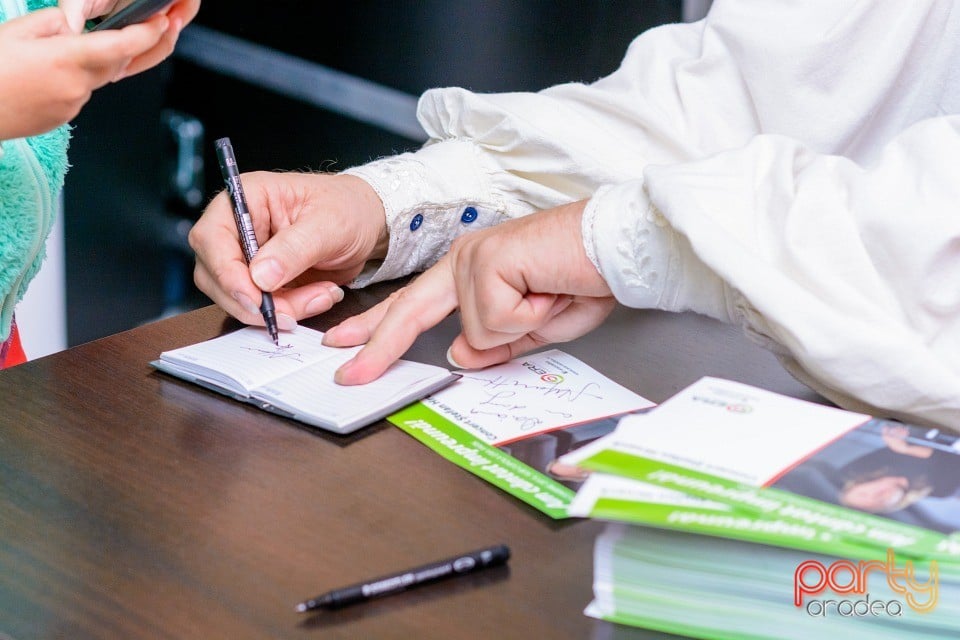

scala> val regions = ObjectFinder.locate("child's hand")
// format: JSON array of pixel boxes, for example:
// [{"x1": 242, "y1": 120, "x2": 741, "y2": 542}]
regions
[
  {"x1": 59, "y1": 0, "x2": 120, "y2": 32},
  {"x1": 0, "y1": 7, "x2": 167, "y2": 139},
  {"x1": 59, "y1": 0, "x2": 200, "y2": 78}
]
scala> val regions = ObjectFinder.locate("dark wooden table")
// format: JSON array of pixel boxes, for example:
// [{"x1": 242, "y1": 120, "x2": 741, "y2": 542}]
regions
[{"x1": 0, "y1": 282, "x2": 820, "y2": 640}]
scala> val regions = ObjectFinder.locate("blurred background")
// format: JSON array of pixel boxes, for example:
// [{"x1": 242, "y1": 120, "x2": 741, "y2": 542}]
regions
[{"x1": 18, "y1": 0, "x2": 711, "y2": 358}]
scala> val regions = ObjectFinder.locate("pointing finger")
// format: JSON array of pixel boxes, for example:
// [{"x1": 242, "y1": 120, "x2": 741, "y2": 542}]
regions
[{"x1": 333, "y1": 263, "x2": 458, "y2": 385}]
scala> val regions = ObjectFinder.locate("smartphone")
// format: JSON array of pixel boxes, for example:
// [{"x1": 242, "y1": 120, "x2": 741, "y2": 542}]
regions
[{"x1": 88, "y1": 0, "x2": 173, "y2": 31}]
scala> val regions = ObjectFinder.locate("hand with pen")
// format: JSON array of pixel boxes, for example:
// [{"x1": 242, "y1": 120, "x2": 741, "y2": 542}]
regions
[{"x1": 189, "y1": 172, "x2": 391, "y2": 335}]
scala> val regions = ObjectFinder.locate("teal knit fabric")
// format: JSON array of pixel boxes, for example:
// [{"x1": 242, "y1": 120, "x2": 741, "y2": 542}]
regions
[
  {"x1": 26, "y1": 0, "x2": 55, "y2": 11},
  {"x1": 0, "y1": 0, "x2": 72, "y2": 341}
]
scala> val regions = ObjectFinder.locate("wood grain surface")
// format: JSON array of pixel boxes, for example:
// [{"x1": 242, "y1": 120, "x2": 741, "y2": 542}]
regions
[{"x1": 0, "y1": 282, "x2": 819, "y2": 639}]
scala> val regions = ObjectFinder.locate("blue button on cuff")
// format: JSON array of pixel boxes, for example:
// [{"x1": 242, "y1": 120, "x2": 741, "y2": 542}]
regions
[
  {"x1": 460, "y1": 206, "x2": 478, "y2": 224},
  {"x1": 410, "y1": 213, "x2": 424, "y2": 231}
]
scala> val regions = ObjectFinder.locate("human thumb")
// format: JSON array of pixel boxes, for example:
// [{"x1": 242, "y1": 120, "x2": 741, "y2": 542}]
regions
[
  {"x1": 58, "y1": 0, "x2": 116, "y2": 33},
  {"x1": 249, "y1": 255, "x2": 287, "y2": 292},
  {"x1": 247, "y1": 224, "x2": 320, "y2": 292},
  {"x1": 447, "y1": 334, "x2": 514, "y2": 370},
  {"x1": 58, "y1": 7, "x2": 85, "y2": 33}
]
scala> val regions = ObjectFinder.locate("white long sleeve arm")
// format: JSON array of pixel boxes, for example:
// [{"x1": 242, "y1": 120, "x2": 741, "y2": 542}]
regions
[{"x1": 343, "y1": 0, "x2": 960, "y2": 426}]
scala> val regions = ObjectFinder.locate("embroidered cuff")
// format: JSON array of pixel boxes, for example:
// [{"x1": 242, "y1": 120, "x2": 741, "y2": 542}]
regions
[
  {"x1": 586, "y1": 181, "x2": 675, "y2": 309},
  {"x1": 587, "y1": 180, "x2": 731, "y2": 321},
  {"x1": 343, "y1": 140, "x2": 508, "y2": 286}
]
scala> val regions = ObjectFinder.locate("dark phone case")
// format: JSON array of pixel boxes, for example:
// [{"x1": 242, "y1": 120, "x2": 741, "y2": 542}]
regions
[{"x1": 89, "y1": 0, "x2": 172, "y2": 30}]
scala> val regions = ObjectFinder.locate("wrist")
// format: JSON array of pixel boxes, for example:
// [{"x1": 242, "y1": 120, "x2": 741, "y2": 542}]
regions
[
  {"x1": 558, "y1": 200, "x2": 612, "y2": 297},
  {"x1": 336, "y1": 173, "x2": 389, "y2": 261}
]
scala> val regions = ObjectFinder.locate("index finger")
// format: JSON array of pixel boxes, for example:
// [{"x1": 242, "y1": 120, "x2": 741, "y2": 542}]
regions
[
  {"x1": 78, "y1": 16, "x2": 167, "y2": 68},
  {"x1": 121, "y1": 0, "x2": 201, "y2": 77},
  {"x1": 188, "y1": 194, "x2": 265, "y2": 314},
  {"x1": 189, "y1": 191, "x2": 244, "y2": 274},
  {"x1": 164, "y1": 0, "x2": 201, "y2": 27},
  {"x1": 333, "y1": 263, "x2": 459, "y2": 385}
]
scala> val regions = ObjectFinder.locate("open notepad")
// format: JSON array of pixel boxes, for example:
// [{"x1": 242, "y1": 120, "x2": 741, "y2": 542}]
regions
[{"x1": 151, "y1": 326, "x2": 459, "y2": 434}]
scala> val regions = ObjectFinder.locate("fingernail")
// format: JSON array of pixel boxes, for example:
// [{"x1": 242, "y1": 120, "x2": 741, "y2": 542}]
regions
[
  {"x1": 250, "y1": 259, "x2": 284, "y2": 290},
  {"x1": 321, "y1": 325, "x2": 340, "y2": 344},
  {"x1": 326, "y1": 284, "x2": 345, "y2": 303},
  {"x1": 305, "y1": 285, "x2": 344, "y2": 316},
  {"x1": 277, "y1": 313, "x2": 298, "y2": 331},
  {"x1": 334, "y1": 360, "x2": 354, "y2": 385},
  {"x1": 232, "y1": 291, "x2": 260, "y2": 316},
  {"x1": 446, "y1": 346, "x2": 465, "y2": 369}
]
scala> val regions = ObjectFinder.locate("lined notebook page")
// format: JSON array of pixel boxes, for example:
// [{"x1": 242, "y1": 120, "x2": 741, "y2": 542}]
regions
[
  {"x1": 256, "y1": 355, "x2": 450, "y2": 424},
  {"x1": 159, "y1": 326, "x2": 358, "y2": 391}
]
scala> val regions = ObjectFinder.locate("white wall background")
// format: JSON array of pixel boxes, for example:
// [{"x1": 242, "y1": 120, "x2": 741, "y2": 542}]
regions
[{"x1": 17, "y1": 195, "x2": 68, "y2": 359}]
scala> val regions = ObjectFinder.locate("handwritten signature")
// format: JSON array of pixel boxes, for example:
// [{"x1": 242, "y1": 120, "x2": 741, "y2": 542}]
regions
[
  {"x1": 240, "y1": 343, "x2": 303, "y2": 363},
  {"x1": 464, "y1": 374, "x2": 604, "y2": 403},
  {"x1": 461, "y1": 379, "x2": 592, "y2": 431}
]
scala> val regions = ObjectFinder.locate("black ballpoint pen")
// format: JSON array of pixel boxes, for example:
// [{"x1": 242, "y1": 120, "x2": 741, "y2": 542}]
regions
[
  {"x1": 295, "y1": 544, "x2": 511, "y2": 612},
  {"x1": 214, "y1": 137, "x2": 280, "y2": 345}
]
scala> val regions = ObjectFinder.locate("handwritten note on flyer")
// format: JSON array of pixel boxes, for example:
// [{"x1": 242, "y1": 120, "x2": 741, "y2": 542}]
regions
[{"x1": 422, "y1": 349, "x2": 653, "y2": 445}]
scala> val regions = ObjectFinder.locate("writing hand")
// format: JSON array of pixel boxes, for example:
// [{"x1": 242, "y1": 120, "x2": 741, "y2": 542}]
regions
[
  {"x1": 325, "y1": 200, "x2": 615, "y2": 385},
  {"x1": 189, "y1": 172, "x2": 388, "y2": 330}
]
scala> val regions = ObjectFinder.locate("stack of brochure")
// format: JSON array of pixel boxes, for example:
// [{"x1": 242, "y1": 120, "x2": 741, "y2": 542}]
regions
[
  {"x1": 388, "y1": 355, "x2": 960, "y2": 638},
  {"x1": 559, "y1": 377, "x2": 960, "y2": 638},
  {"x1": 590, "y1": 524, "x2": 960, "y2": 640}
]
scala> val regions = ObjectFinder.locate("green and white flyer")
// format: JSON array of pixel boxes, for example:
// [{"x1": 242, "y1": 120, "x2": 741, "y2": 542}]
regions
[{"x1": 388, "y1": 349, "x2": 653, "y2": 518}]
